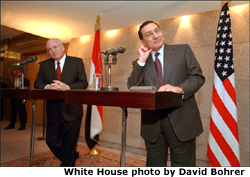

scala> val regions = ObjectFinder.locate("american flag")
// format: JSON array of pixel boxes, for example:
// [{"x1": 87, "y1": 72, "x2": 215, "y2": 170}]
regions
[{"x1": 207, "y1": 3, "x2": 240, "y2": 166}]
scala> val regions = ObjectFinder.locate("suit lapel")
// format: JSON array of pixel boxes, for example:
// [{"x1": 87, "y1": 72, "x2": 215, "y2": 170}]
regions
[
  {"x1": 163, "y1": 44, "x2": 175, "y2": 84},
  {"x1": 60, "y1": 56, "x2": 71, "y2": 82},
  {"x1": 48, "y1": 59, "x2": 57, "y2": 80},
  {"x1": 145, "y1": 54, "x2": 159, "y2": 87}
]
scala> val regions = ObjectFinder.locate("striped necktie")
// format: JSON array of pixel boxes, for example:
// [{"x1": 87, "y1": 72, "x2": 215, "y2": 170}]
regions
[{"x1": 154, "y1": 52, "x2": 163, "y2": 86}]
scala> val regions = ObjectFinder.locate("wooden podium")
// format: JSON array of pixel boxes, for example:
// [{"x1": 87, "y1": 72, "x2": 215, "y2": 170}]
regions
[
  {"x1": 1, "y1": 89, "x2": 182, "y2": 166},
  {"x1": 65, "y1": 90, "x2": 182, "y2": 167}
]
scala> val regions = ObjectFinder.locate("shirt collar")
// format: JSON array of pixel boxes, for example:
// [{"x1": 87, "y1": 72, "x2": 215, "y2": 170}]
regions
[
  {"x1": 151, "y1": 45, "x2": 165, "y2": 61},
  {"x1": 55, "y1": 54, "x2": 66, "y2": 66}
]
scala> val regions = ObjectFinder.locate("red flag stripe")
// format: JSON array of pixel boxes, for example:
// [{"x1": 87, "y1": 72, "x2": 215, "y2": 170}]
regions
[
  {"x1": 211, "y1": 103, "x2": 240, "y2": 154},
  {"x1": 207, "y1": 123, "x2": 230, "y2": 166},
  {"x1": 207, "y1": 143, "x2": 221, "y2": 166},
  {"x1": 212, "y1": 85, "x2": 239, "y2": 140},
  {"x1": 209, "y1": 118, "x2": 240, "y2": 166},
  {"x1": 222, "y1": 77, "x2": 237, "y2": 105},
  {"x1": 97, "y1": 106, "x2": 103, "y2": 122},
  {"x1": 214, "y1": 74, "x2": 237, "y2": 119},
  {"x1": 92, "y1": 30, "x2": 102, "y2": 73}
]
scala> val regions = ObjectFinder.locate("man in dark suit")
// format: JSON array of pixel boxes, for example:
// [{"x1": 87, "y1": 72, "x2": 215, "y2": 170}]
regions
[
  {"x1": 127, "y1": 21, "x2": 205, "y2": 167},
  {"x1": 34, "y1": 38, "x2": 88, "y2": 167},
  {"x1": 4, "y1": 68, "x2": 30, "y2": 130}
]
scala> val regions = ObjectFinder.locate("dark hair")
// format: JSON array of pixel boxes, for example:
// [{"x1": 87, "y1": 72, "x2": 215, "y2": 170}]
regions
[{"x1": 138, "y1": 20, "x2": 160, "y2": 40}]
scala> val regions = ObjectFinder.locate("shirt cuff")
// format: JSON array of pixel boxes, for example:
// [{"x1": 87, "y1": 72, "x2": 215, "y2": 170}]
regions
[
  {"x1": 137, "y1": 60, "x2": 145, "y2": 67},
  {"x1": 44, "y1": 84, "x2": 50, "y2": 89}
]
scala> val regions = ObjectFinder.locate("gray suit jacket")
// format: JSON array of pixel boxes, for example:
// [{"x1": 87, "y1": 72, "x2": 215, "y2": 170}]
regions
[
  {"x1": 127, "y1": 44, "x2": 205, "y2": 142},
  {"x1": 34, "y1": 55, "x2": 88, "y2": 121}
]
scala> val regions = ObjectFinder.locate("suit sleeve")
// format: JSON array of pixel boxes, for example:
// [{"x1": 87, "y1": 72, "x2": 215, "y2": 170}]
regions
[
  {"x1": 34, "y1": 62, "x2": 48, "y2": 89},
  {"x1": 68, "y1": 58, "x2": 88, "y2": 89},
  {"x1": 127, "y1": 60, "x2": 146, "y2": 89},
  {"x1": 178, "y1": 44, "x2": 205, "y2": 100}
]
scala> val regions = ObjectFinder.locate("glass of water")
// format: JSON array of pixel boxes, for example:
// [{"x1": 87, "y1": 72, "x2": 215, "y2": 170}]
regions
[{"x1": 93, "y1": 73, "x2": 102, "y2": 91}]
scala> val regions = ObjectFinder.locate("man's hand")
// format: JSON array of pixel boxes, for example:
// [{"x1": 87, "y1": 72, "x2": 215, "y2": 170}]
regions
[
  {"x1": 46, "y1": 80, "x2": 71, "y2": 91},
  {"x1": 158, "y1": 84, "x2": 183, "y2": 93},
  {"x1": 138, "y1": 43, "x2": 152, "y2": 63}
]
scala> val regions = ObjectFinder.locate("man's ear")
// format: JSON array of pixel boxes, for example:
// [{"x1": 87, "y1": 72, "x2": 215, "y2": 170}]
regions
[{"x1": 140, "y1": 40, "x2": 148, "y2": 50}]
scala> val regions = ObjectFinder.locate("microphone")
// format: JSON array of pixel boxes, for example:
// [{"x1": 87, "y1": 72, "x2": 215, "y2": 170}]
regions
[
  {"x1": 100, "y1": 50, "x2": 109, "y2": 55},
  {"x1": 11, "y1": 56, "x2": 37, "y2": 66},
  {"x1": 100, "y1": 46, "x2": 126, "y2": 55},
  {"x1": 107, "y1": 46, "x2": 126, "y2": 55}
]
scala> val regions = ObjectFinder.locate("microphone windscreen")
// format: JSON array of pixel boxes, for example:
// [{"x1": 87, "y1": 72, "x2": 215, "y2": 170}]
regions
[{"x1": 118, "y1": 46, "x2": 126, "y2": 53}]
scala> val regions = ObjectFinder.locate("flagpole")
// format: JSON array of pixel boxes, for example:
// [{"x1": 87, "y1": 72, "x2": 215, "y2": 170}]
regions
[{"x1": 90, "y1": 15, "x2": 101, "y2": 155}]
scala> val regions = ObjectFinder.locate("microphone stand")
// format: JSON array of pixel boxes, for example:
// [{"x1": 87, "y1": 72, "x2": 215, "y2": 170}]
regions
[
  {"x1": 16, "y1": 64, "x2": 29, "y2": 89},
  {"x1": 100, "y1": 53, "x2": 119, "y2": 91}
]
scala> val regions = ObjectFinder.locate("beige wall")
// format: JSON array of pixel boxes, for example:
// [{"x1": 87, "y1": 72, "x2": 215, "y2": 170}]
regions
[{"x1": 67, "y1": 4, "x2": 249, "y2": 166}]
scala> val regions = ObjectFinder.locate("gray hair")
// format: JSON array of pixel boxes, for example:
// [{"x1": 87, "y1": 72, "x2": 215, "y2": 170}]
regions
[{"x1": 46, "y1": 38, "x2": 63, "y2": 48}]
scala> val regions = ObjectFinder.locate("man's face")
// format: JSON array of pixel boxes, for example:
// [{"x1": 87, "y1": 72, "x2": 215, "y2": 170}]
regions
[
  {"x1": 16, "y1": 69, "x2": 22, "y2": 77},
  {"x1": 46, "y1": 39, "x2": 65, "y2": 61},
  {"x1": 140, "y1": 23, "x2": 165, "y2": 52}
]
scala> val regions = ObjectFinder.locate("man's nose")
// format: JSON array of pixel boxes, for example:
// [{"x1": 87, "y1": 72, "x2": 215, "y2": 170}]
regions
[{"x1": 152, "y1": 32, "x2": 158, "y2": 38}]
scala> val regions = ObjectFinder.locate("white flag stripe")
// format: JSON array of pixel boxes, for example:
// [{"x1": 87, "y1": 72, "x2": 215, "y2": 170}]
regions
[
  {"x1": 89, "y1": 61, "x2": 95, "y2": 85},
  {"x1": 208, "y1": 132, "x2": 231, "y2": 166},
  {"x1": 214, "y1": 72, "x2": 237, "y2": 120},
  {"x1": 211, "y1": 103, "x2": 240, "y2": 157},
  {"x1": 228, "y1": 73, "x2": 235, "y2": 88},
  {"x1": 90, "y1": 105, "x2": 102, "y2": 138}
]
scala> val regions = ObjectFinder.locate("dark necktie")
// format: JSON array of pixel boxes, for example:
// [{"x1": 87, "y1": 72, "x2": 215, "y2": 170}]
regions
[
  {"x1": 56, "y1": 61, "x2": 61, "y2": 80},
  {"x1": 154, "y1": 52, "x2": 163, "y2": 86}
]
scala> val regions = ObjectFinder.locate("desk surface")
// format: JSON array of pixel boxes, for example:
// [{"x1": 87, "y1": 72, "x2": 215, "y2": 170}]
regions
[{"x1": 1, "y1": 89, "x2": 182, "y2": 110}]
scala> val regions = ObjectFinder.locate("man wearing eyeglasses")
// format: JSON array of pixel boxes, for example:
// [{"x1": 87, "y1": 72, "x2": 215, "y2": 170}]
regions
[
  {"x1": 127, "y1": 21, "x2": 205, "y2": 167},
  {"x1": 34, "y1": 38, "x2": 88, "y2": 167}
]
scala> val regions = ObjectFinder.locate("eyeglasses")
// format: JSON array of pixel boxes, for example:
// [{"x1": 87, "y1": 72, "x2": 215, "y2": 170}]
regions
[{"x1": 47, "y1": 45, "x2": 61, "y2": 52}]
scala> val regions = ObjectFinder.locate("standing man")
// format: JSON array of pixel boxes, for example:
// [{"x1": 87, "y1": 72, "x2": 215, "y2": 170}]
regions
[
  {"x1": 34, "y1": 38, "x2": 88, "y2": 167},
  {"x1": 127, "y1": 21, "x2": 205, "y2": 167},
  {"x1": 4, "y1": 68, "x2": 29, "y2": 130}
]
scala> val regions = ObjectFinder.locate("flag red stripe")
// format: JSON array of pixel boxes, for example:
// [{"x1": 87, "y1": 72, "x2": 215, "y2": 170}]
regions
[
  {"x1": 222, "y1": 78, "x2": 237, "y2": 105},
  {"x1": 97, "y1": 106, "x2": 103, "y2": 122},
  {"x1": 210, "y1": 119, "x2": 240, "y2": 166},
  {"x1": 212, "y1": 85, "x2": 239, "y2": 140},
  {"x1": 207, "y1": 142, "x2": 221, "y2": 167},
  {"x1": 92, "y1": 30, "x2": 102, "y2": 74}
]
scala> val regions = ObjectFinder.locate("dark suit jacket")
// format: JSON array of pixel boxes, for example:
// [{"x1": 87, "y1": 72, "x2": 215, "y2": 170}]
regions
[
  {"x1": 127, "y1": 44, "x2": 205, "y2": 143},
  {"x1": 34, "y1": 55, "x2": 88, "y2": 121}
]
